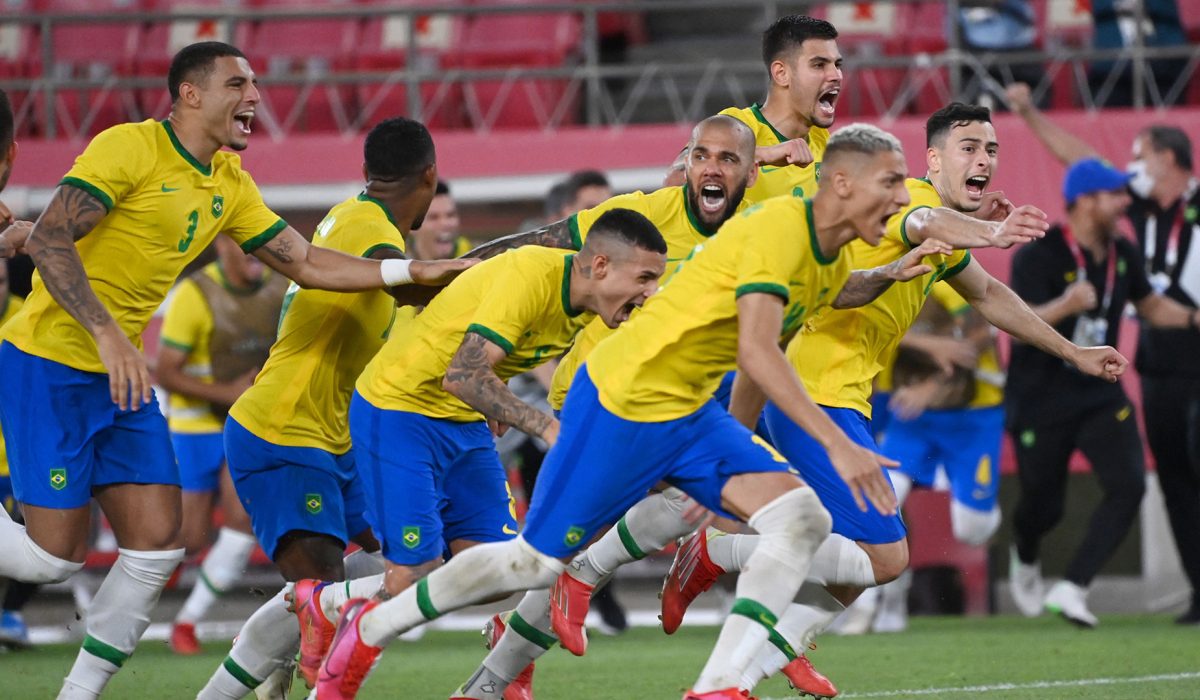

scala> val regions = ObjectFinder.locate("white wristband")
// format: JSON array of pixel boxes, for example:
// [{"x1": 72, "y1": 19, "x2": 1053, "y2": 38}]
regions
[{"x1": 380, "y1": 258, "x2": 413, "y2": 286}]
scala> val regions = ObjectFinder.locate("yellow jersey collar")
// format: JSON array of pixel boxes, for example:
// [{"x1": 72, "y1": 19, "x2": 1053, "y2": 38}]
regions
[
  {"x1": 750, "y1": 103, "x2": 798, "y2": 145},
  {"x1": 805, "y1": 198, "x2": 838, "y2": 266},
  {"x1": 160, "y1": 120, "x2": 213, "y2": 177},
  {"x1": 561, "y1": 254, "x2": 585, "y2": 317},
  {"x1": 357, "y1": 192, "x2": 399, "y2": 227}
]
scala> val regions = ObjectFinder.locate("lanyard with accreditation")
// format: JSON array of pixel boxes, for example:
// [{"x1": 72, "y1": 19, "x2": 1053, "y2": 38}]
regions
[
  {"x1": 1143, "y1": 204, "x2": 1188, "y2": 294},
  {"x1": 1063, "y1": 225, "x2": 1116, "y2": 348}
]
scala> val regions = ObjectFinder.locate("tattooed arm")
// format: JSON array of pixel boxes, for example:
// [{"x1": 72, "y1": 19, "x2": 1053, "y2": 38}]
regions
[
  {"x1": 461, "y1": 218, "x2": 577, "y2": 261},
  {"x1": 25, "y1": 184, "x2": 153, "y2": 409},
  {"x1": 443, "y1": 332, "x2": 559, "y2": 446},
  {"x1": 831, "y1": 238, "x2": 954, "y2": 309},
  {"x1": 253, "y1": 227, "x2": 475, "y2": 291}
]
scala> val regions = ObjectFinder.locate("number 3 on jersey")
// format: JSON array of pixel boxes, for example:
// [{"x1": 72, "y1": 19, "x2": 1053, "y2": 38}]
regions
[{"x1": 178, "y1": 209, "x2": 199, "y2": 252}]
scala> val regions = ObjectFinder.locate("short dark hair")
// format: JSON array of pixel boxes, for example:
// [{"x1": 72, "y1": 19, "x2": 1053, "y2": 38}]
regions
[
  {"x1": 563, "y1": 169, "x2": 610, "y2": 203},
  {"x1": 761, "y1": 15, "x2": 838, "y2": 68},
  {"x1": 926, "y1": 102, "x2": 992, "y2": 147},
  {"x1": 435, "y1": 179, "x2": 451, "y2": 196},
  {"x1": 586, "y1": 208, "x2": 667, "y2": 255},
  {"x1": 363, "y1": 117, "x2": 436, "y2": 181},
  {"x1": 544, "y1": 181, "x2": 570, "y2": 218},
  {"x1": 1141, "y1": 125, "x2": 1193, "y2": 172},
  {"x1": 0, "y1": 88, "x2": 13, "y2": 151},
  {"x1": 168, "y1": 41, "x2": 246, "y2": 103}
]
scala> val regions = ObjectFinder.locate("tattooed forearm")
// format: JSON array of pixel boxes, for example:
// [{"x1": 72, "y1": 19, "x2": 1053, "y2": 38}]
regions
[
  {"x1": 463, "y1": 219, "x2": 576, "y2": 261},
  {"x1": 832, "y1": 267, "x2": 892, "y2": 309},
  {"x1": 261, "y1": 235, "x2": 294, "y2": 264},
  {"x1": 25, "y1": 185, "x2": 114, "y2": 331},
  {"x1": 444, "y1": 333, "x2": 555, "y2": 438}
]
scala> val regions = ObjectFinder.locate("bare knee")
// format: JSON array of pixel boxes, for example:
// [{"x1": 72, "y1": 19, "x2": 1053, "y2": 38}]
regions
[
  {"x1": 864, "y1": 540, "x2": 909, "y2": 585},
  {"x1": 383, "y1": 559, "x2": 442, "y2": 597}
]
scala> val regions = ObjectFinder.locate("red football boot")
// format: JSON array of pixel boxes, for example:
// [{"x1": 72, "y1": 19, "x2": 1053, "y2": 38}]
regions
[
  {"x1": 549, "y1": 573, "x2": 594, "y2": 656},
  {"x1": 661, "y1": 531, "x2": 726, "y2": 634},
  {"x1": 482, "y1": 612, "x2": 536, "y2": 700},
  {"x1": 782, "y1": 653, "x2": 839, "y2": 698}
]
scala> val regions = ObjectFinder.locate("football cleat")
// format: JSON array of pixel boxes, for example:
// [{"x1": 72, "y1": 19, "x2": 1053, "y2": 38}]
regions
[
  {"x1": 682, "y1": 688, "x2": 756, "y2": 700},
  {"x1": 661, "y1": 530, "x2": 726, "y2": 634},
  {"x1": 782, "y1": 653, "x2": 838, "y2": 698},
  {"x1": 316, "y1": 598, "x2": 383, "y2": 700},
  {"x1": 1043, "y1": 581, "x2": 1098, "y2": 629},
  {"x1": 482, "y1": 612, "x2": 536, "y2": 700},
  {"x1": 549, "y1": 573, "x2": 594, "y2": 656},
  {"x1": 293, "y1": 579, "x2": 335, "y2": 688},
  {"x1": 169, "y1": 621, "x2": 201, "y2": 655}
]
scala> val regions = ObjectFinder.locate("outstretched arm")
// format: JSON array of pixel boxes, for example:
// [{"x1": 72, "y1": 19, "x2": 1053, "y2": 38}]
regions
[
  {"x1": 832, "y1": 238, "x2": 953, "y2": 309},
  {"x1": 903, "y1": 203, "x2": 1048, "y2": 250},
  {"x1": 1005, "y1": 83, "x2": 1099, "y2": 166},
  {"x1": 461, "y1": 218, "x2": 578, "y2": 260},
  {"x1": 443, "y1": 332, "x2": 559, "y2": 446}
]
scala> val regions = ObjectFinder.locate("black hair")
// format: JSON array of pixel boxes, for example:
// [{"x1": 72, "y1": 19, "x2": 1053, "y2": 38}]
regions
[
  {"x1": 563, "y1": 169, "x2": 610, "y2": 204},
  {"x1": 363, "y1": 117, "x2": 436, "y2": 181},
  {"x1": 586, "y1": 208, "x2": 667, "y2": 255},
  {"x1": 435, "y1": 179, "x2": 451, "y2": 196},
  {"x1": 544, "y1": 180, "x2": 571, "y2": 218},
  {"x1": 168, "y1": 41, "x2": 247, "y2": 103},
  {"x1": 761, "y1": 15, "x2": 838, "y2": 68},
  {"x1": 1141, "y1": 125, "x2": 1193, "y2": 172},
  {"x1": 926, "y1": 102, "x2": 992, "y2": 147},
  {"x1": 0, "y1": 88, "x2": 12, "y2": 151}
]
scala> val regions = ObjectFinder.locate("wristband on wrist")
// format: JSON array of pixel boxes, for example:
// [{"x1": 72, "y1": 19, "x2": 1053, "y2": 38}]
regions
[{"x1": 380, "y1": 258, "x2": 413, "y2": 286}]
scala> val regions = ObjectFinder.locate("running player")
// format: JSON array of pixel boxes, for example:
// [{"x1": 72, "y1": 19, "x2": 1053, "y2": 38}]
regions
[
  {"x1": 659, "y1": 104, "x2": 1127, "y2": 697},
  {"x1": 160, "y1": 234, "x2": 286, "y2": 655},
  {"x1": 314, "y1": 124, "x2": 952, "y2": 700},
  {"x1": 0, "y1": 42, "x2": 469, "y2": 699}
]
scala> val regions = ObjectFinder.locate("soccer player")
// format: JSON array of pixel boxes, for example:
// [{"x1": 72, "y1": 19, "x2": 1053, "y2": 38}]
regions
[
  {"x1": 409, "y1": 180, "x2": 473, "y2": 260},
  {"x1": 0, "y1": 43, "x2": 469, "y2": 699},
  {"x1": 659, "y1": 104, "x2": 1127, "y2": 697},
  {"x1": 314, "y1": 123, "x2": 958, "y2": 700},
  {"x1": 160, "y1": 234, "x2": 287, "y2": 655},
  {"x1": 196, "y1": 116, "x2": 452, "y2": 699}
]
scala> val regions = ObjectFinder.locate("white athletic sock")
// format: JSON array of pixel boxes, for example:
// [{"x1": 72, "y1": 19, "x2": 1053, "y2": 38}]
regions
[
  {"x1": 572, "y1": 489, "x2": 694, "y2": 585},
  {"x1": 319, "y1": 573, "x2": 385, "y2": 622},
  {"x1": 197, "y1": 588, "x2": 299, "y2": 700},
  {"x1": 0, "y1": 513, "x2": 84, "y2": 583},
  {"x1": 461, "y1": 590, "x2": 557, "y2": 699},
  {"x1": 177, "y1": 528, "x2": 257, "y2": 625},
  {"x1": 741, "y1": 583, "x2": 845, "y2": 689},
  {"x1": 706, "y1": 530, "x2": 757, "y2": 573},
  {"x1": 694, "y1": 488, "x2": 832, "y2": 693},
  {"x1": 359, "y1": 537, "x2": 564, "y2": 648},
  {"x1": 60, "y1": 548, "x2": 184, "y2": 699}
]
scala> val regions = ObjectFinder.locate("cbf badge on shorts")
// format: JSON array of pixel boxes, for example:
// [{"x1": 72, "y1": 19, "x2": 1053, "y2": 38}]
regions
[
  {"x1": 50, "y1": 468, "x2": 67, "y2": 491},
  {"x1": 305, "y1": 493, "x2": 323, "y2": 515},
  {"x1": 403, "y1": 526, "x2": 421, "y2": 549},
  {"x1": 563, "y1": 526, "x2": 586, "y2": 548}
]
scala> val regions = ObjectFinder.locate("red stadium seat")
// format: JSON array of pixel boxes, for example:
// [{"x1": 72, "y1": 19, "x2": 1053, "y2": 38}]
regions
[{"x1": 0, "y1": 0, "x2": 38, "y2": 135}]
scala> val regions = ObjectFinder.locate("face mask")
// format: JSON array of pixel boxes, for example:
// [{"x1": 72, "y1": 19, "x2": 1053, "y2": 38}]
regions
[{"x1": 1127, "y1": 160, "x2": 1155, "y2": 199}]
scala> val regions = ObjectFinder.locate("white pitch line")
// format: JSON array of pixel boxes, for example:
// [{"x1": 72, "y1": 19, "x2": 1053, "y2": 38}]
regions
[{"x1": 761, "y1": 671, "x2": 1200, "y2": 699}]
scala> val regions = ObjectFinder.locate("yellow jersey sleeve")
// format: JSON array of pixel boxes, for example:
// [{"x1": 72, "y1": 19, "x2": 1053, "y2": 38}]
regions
[
  {"x1": 568, "y1": 191, "x2": 651, "y2": 249},
  {"x1": 453, "y1": 236, "x2": 473, "y2": 257},
  {"x1": 222, "y1": 165, "x2": 288, "y2": 253},
  {"x1": 467, "y1": 258, "x2": 562, "y2": 354},
  {"x1": 930, "y1": 280, "x2": 970, "y2": 315},
  {"x1": 160, "y1": 274, "x2": 224, "y2": 433},
  {"x1": 160, "y1": 279, "x2": 212, "y2": 355},
  {"x1": 60, "y1": 123, "x2": 156, "y2": 211}
]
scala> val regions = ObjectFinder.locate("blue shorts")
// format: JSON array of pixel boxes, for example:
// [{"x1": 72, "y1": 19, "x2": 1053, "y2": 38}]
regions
[
  {"x1": 0, "y1": 342, "x2": 178, "y2": 509},
  {"x1": 712, "y1": 370, "x2": 772, "y2": 440},
  {"x1": 523, "y1": 367, "x2": 794, "y2": 559},
  {"x1": 225, "y1": 417, "x2": 369, "y2": 560},
  {"x1": 880, "y1": 405, "x2": 1004, "y2": 512},
  {"x1": 869, "y1": 391, "x2": 892, "y2": 439},
  {"x1": 763, "y1": 402, "x2": 906, "y2": 545},
  {"x1": 348, "y1": 392, "x2": 517, "y2": 566},
  {"x1": 171, "y1": 432, "x2": 227, "y2": 493}
]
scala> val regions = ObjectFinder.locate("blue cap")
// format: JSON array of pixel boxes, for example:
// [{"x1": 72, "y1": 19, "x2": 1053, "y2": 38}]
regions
[{"x1": 1063, "y1": 158, "x2": 1132, "y2": 205}]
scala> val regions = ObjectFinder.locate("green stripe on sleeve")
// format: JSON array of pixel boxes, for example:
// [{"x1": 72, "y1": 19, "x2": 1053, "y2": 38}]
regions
[
  {"x1": 616, "y1": 517, "x2": 647, "y2": 560},
  {"x1": 362, "y1": 243, "x2": 404, "y2": 259},
  {"x1": 466, "y1": 323, "x2": 515, "y2": 355},
  {"x1": 222, "y1": 656, "x2": 261, "y2": 689},
  {"x1": 568, "y1": 214, "x2": 583, "y2": 250},
  {"x1": 508, "y1": 611, "x2": 558, "y2": 650},
  {"x1": 416, "y1": 578, "x2": 441, "y2": 621},
  {"x1": 735, "y1": 283, "x2": 789, "y2": 303},
  {"x1": 898, "y1": 205, "x2": 932, "y2": 248},
  {"x1": 82, "y1": 634, "x2": 130, "y2": 668},
  {"x1": 940, "y1": 250, "x2": 973, "y2": 280},
  {"x1": 239, "y1": 219, "x2": 288, "y2": 253},
  {"x1": 159, "y1": 338, "x2": 194, "y2": 353},
  {"x1": 59, "y1": 177, "x2": 114, "y2": 212}
]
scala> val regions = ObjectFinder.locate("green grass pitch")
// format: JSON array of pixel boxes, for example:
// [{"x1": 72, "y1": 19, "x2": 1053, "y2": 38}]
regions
[{"x1": 3, "y1": 615, "x2": 1198, "y2": 699}]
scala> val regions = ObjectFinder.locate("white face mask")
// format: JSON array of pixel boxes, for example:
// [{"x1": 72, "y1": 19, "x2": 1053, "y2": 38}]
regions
[{"x1": 1127, "y1": 160, "x2": 1155, "y2": 199}]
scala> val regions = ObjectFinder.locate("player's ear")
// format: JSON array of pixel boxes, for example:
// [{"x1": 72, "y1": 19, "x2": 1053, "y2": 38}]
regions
[
  {"x1": 589, "y1": 252, "x2": 610, "y2": 279},
  {"x1": 744, "y1": 162, "x2": 759, "y2": 189},
  {"x1": 769, "y1": 59, "x2": 789, "y2": 89},
  {"x1": 361, "y1": 162, "x2": 369, "y2": 181},
  {"x1": 926, "y1": 146, "x2": 940, "y2": 175}
]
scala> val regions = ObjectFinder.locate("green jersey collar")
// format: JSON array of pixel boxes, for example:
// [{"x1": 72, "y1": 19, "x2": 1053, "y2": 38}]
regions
[
  {"x1": 561, "y1": 254, "x2": 584, "y2": 317},
  {"x1": 357, "y1": 192, "x2": 398, "y2": 227},
  {"x1": 161, "y1": 120, "x2": 213, "y2": 177}
]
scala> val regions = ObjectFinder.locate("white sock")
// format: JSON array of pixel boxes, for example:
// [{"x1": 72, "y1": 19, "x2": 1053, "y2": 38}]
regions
[
  {"x1": 741, "y1": 583, "x2": 845, "y2": 689},
  {"x1": 573, "y1": 488, "x2": 694, "y2": 585},
  {"x1": 177, "y1": 528, "x2": 257, "y2": 625},
  {"x1": 950, "y1": 501, "x2": 1001, "y2": 547},
  {"x1": 461, "y1": 590, "x2": 557, "y2": 699},
  {"x1": 359, "y1": 537, "x2": 564, "y2": 648},
  {"x1": 197, "y1": 588, "x2": 298, "y2": 700},
  {"x1": 320, "y1": 573, "x2": 385, "y2": 622},
  {"x1": 0, "y1": 512, "x2": 84, "y2": 583},
  {"x1": 694, "y1": 488, "x2": 832, "y2": 693},
  {"x1": 706, "y1": 530, "x2": 756, "y2": 573},
  {"x1": 60, "y1": 548, "x2": 184, "y2": 699}
]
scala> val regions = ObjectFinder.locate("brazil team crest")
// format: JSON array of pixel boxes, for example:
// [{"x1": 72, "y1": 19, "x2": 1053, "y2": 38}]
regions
[
  {"x1": 49, "y1": 468, "x2": 67, "y2": 491},
  {"x1": 305, "y1": 493, "x2": 322, "y2": 515},
  {"x1": 403, "y1": 526, "x2": 421, "y2": 549},
  {"x1": 211, "y1": 194, "x2": 224, "y2": 219},
  {"x1": 563, "y1": 526, "x2": 586, "y2": 548}
]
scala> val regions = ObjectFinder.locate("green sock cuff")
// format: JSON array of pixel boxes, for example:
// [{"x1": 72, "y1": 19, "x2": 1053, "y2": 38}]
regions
[
  {"x1": 730, "y1": 598, "x2": 796, "y2": 660},
  {"x1": 508, "y1": 611, "x2": 558, "y2": 650},
  {"x1": 82, "y1": 634, "x2": 130, "y2": 669},
  {"x1": 416, "y1": 578, "x2": 441, "y2": 621},
  {"x1": 222, "y1": 656, "x2": 261, "y2": 689},
  {"x1": 616, "y1": 517, "x2": 647, "y2": 560},
  {"x1": 199, "y1": 570, "x2": 224, "y2": 596}
]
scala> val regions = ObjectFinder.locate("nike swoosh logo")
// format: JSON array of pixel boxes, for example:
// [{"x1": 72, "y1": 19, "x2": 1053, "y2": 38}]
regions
[
  {"x1": 502, "y1": 524, "x2": 518, "y2": 535},
  {"x1": 161, "y1": 184, "x2": 180, "y2": 192},
  {"x1": 760, "y1": 166, "x2": 781, "y2": 173}
]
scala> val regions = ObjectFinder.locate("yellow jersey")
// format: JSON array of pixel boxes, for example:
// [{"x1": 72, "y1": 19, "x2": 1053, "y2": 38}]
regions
[
  {"x1": 0, "y1": 294, "x2": 24, "y2": 479},
  {"x1": 453, "y1": 236, "x2": 473, "y2": 257},
  {"x1": 720, "y1": 104, "x2": 829, "y2": 203},
  {"x1": 229, "y1": 194, "x2": 406, "y2": 453},
  {"x1": 548, "y1": 185, "x2": 733, "y2": 410},
  {"x1": 588, "y1": 196, "x2": 849, "y2": 422},
  {"x1": 791, "y1": 178, "x2": 971, "y2": 418},
  {"x1": 928, "y1": 281, "x2": 1004, "y2": 408},
  {"x1": 1, "y1": 119, "x2": 286, "y2": 374},
  {"x1": 160, "y1": 263, "x2": 235, "y2": 434},
  {"x1": 356, "y1": 246, "x2": 593, "y2": 422}
]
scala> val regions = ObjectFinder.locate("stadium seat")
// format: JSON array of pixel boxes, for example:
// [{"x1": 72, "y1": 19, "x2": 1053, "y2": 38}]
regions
[{"x1": 0, "y1": 0, "x2": 38, "y2": 135}]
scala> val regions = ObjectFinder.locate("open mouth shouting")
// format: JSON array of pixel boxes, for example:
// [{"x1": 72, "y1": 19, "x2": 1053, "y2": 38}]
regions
[
  {"x1": 233, "y1": 109, "x2": 255, "y2": 136},
  {"x1": 816, "y1": 87, "x2": 840, "y2": 120},
  {"x1": 699, "y1": 183, "x2": 727, "y2": 216},
  {"x1": 964, "y1": 174, "x2": 989, "y2": 201}
]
